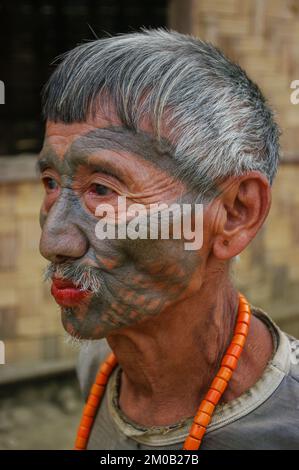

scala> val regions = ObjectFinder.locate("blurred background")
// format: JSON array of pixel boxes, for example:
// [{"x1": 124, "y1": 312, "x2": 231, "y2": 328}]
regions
[{"x1": 0, "y1": 0, "x2": 299, "y2": 449}]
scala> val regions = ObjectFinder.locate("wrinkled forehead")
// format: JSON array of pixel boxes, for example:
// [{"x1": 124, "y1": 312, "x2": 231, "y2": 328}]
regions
[{"x1": 41, "y1": 119, "x2": 176, "y2": 173}]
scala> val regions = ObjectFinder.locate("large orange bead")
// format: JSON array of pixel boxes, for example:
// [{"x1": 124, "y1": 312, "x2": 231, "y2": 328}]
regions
[
  {"x1": 90, "y1": 383, "x2": 105, "y2": 397},
  {"x1": 198, "y1": 399, "x2": 215, "y2": 415},
  {"x1": 83, "y1": 403, "x2": 97, "y2": 417},
  {"x1": 231, "y1": 334, "x2": 246, "y2": 347},
  {"x1": 239, "y1": 303, "x2": 251, "y2": 313},
  {"x1": 194, "y1": 411, "x2": 212, "y2": 427},
  {"x1": 189, "y1": 423, "x2": 206, "y2": 440},
  {"x1": 80, "y1": 415, "x2": 93, "y2": 428},
  {"x1": 96, "y1": 373, "x2": 109, "y2": 386},
  {"x1": 226, "y1": 343, "x2": 243, "y2": 359},
  {"x1": 221, "y1": 354, "x2": 238, "y2": 370},
  {"x1": 205, "y1": 388, "x2": 222, "y2": 405},
  {"x1": 75, "y1": 436, "x2": 87, "y2": 449},
  {"x1": 238, "y1": 311, "x2": 251, "y2": 324},
  {"x1": 210, "y1": 376, "x2": 228, "y2": 394},
  {"x1": 100, "y1": 361, "x2": 115, "y2": 376},
  {"x1": 87, "y1": 394, "x2": 100, "y2": 408},
  {"x1": 217, "y1": 366, "x2": 233, "y2": 382},
  {"x1": 105, "y1": 353, "x2": 118, "y2": 367},
  {"x1": 78, "y1": 426, "x2": 89, "y2": 439},
  {"x1": 183, "y1": 436, "x2": 201, "y2": 450},
  {"x1": 235, "y1": 322, "x2": 249, "y2": 336}
]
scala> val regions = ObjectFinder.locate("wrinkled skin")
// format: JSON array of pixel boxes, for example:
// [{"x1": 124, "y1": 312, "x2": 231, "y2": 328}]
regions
[
  {"x1": 39, "y1": 115, "x2": 207, "y2": 339},
  {"x1": 38, "y1": 109, "x2": 275, "y2": 427}
]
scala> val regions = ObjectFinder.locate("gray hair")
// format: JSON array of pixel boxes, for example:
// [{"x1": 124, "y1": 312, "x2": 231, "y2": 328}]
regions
[{"x1": 42, "y1": 28, "x2": 280, "y2": 200}]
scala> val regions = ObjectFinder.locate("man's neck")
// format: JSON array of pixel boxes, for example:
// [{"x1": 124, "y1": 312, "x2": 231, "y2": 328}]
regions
[{"x1": 106, "y1": 280, "x2": 271, "y2": 427}]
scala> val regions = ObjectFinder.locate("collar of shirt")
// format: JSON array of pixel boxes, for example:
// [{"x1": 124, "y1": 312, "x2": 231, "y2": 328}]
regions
[{"x1": 106, "y1": 306, "x2": 291, "y2": 446}]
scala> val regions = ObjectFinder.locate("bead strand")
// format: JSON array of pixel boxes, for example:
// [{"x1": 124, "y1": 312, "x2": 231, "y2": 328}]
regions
[
  {"x1": 75, "y1": 352, "x2": 118, "y2": 450},
  {"x1": 74, "y1": 292, "x2": 251, "y2": 451},
  {"x1": 182, "y1": 293, "x2": 251, "y2": 450}
]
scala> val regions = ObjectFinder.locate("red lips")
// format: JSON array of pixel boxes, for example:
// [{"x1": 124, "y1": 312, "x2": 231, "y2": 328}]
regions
[{"x1": 51, "y1": 277, "x2": 89, "y2": 307}]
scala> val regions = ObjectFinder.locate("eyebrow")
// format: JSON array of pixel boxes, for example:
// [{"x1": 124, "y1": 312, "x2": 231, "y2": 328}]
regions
[
  {"x1": 35, "y1": 156, "x2": 51, "y2": 175},
  {"x1": 82, "y1": 155, "x2": 126, "y2": 182},
  {"x1": 35, "y1": 151, "x2": 124, "y2": 182}
]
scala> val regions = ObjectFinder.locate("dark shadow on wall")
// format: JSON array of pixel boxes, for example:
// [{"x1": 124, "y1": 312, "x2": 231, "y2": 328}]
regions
[{"x1": 0, "y1": 0, "x2": 168, "y2": 156}]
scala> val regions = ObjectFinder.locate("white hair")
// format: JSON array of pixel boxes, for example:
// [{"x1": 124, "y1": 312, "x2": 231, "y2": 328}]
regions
[{"x1": 42, "y1": 28, "x2": 280, "y2": 200}]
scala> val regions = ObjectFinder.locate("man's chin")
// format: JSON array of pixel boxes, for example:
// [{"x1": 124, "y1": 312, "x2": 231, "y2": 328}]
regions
[{"x1": 60, "y1": 307, "x2": 103, "y2": 340}]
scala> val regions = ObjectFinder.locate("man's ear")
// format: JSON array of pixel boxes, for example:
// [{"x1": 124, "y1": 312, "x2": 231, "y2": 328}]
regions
[{"x1": 212, "y1": 171, "x2": 271, "y2": 260}]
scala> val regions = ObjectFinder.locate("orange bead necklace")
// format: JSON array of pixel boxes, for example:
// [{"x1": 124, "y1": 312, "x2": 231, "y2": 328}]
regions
[{"x1": 74, "y1": 292, "x2": 251, "y2": 450}]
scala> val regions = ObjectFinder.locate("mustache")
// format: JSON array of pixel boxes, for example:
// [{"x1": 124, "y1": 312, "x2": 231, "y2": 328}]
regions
[{"x1": 43, "y1": 261, "x2": 104, "y2": 294}]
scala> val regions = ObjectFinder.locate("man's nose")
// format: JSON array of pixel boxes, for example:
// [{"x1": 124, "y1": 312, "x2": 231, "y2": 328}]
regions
[{"x1": 39, "y1": 191, "x2": 88, "y2": 263}]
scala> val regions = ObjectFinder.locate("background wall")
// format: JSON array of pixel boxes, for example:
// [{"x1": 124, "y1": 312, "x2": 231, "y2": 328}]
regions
[
  {"x1": 0, "y1": 158, "x2": 76, "y2": 372},
  {"x1": 0, "y1": 0, "x2": 167, "y2": 155},
  {"x1": 0, "y1": 0, "x2": 298, "y2": 450},
  {"x1": 0, "y1": 0, "x2": 299, "y2": 372},
  {"x1": 170, "y1": 0, "x2": 299, "y2": 336},
  {"x1": 0, "y1": 0, "x2": 168, "y2": 380}
]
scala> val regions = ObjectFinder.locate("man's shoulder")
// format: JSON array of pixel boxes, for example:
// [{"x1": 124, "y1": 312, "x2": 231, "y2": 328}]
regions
[
  {"x1": 251, "y1": 305, "x2": 299, "y2": 379},
  {"x1": 76, "y1": 339, "x2": 112, "y2": 400}
]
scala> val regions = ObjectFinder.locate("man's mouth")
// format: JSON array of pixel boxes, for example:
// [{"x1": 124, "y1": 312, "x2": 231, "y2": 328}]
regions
[{"x1": 51, "y1": 277, "x2": 90, "y2": 307}]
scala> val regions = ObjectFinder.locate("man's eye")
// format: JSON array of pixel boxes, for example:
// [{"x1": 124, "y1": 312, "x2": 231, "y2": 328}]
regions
[
  {"x1": 90, "y1": 183, "x2": 112, "y2": 196},
  {"x1": 42, "y1": 177, "x2": 59, "y2": 191}
]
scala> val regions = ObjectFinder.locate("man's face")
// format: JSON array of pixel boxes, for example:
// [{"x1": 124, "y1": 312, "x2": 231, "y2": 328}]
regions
[{"x1": 38, "y1": 111, "x2": 207, "y2": 339}]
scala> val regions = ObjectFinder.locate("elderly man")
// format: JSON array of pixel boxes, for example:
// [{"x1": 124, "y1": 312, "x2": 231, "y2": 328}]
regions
[{"x1": 38, "y1": 29, "x2": 299, "y2": 450}]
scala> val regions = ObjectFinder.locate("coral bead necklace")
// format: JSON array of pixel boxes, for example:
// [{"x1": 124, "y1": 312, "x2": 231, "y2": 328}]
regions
[{"x1": 74, "y1": 292, "x2": 251, "y2": 450}]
